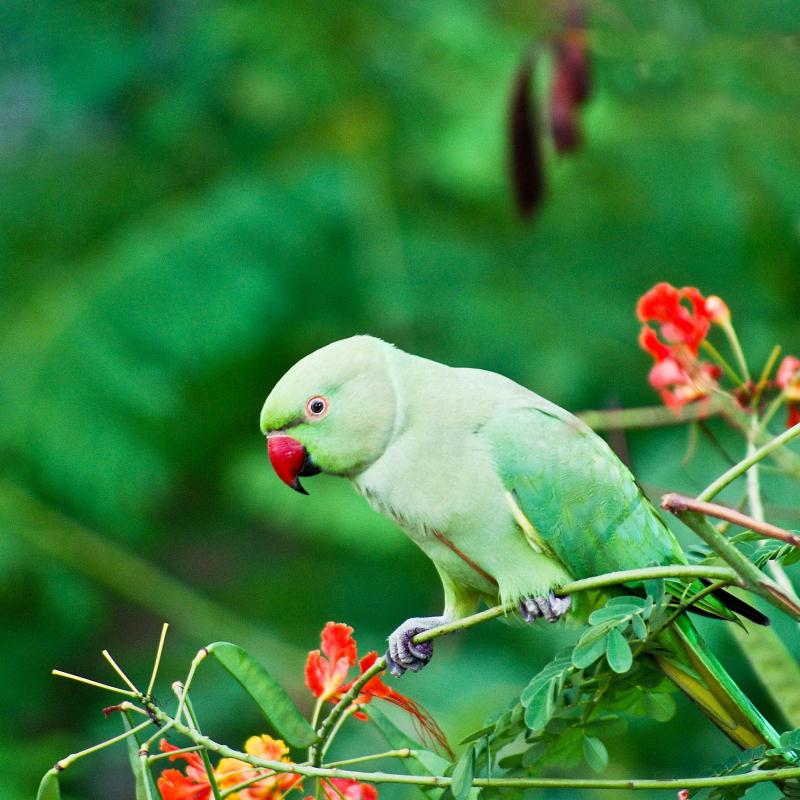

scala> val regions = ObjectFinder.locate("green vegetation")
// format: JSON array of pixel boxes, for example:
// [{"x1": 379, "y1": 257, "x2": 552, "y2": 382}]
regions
[{"x1": 2, "y1": 2, "x2": 799, "y2": 798}]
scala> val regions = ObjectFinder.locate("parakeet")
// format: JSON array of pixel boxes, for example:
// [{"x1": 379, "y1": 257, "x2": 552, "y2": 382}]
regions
[{"x1": 260, "y1": 335, "x2": 779, "y2": 750}]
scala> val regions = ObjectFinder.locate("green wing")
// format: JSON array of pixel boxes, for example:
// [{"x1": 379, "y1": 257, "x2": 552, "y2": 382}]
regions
[{"x1": 485, "y1": 403, "x2": 684, "y2": 580}]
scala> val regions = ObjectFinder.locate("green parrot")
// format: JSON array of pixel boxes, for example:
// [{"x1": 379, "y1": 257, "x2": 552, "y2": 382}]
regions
[{"x1": 260, "y1": 335, "x2": 779, "y2": 750}]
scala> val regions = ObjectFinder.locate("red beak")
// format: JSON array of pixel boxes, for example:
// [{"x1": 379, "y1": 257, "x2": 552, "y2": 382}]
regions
[{"x1": 267, "y1": 434, "x2": 313, "y2": 495}]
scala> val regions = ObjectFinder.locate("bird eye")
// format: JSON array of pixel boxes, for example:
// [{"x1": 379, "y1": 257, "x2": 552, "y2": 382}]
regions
[{"x1": 306, "y1": 396, "x2": 328, "y2": 417}]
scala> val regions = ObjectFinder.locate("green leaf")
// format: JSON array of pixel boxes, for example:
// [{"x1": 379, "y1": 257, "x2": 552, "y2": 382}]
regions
[
  {"x1": 122, "y1": 712, "x2": 151, "y2": 800},
  {"x1": 584, "y1": 714, "x2": 628, "y2": 737},
  {"x1": 644, "y1": 579, "x2": 665, "y2": 608},
  {"x1": 630, "y1": 613, "x2": 648, "y2": 641},
  {"x1": 572, "y1": 631, "x2": 609, "y2": 668},
  {"x1": 207, "y1": 642, "x2": 317, "y2": 747},
  {"x1": 451, "y1": 746, "x2": 475, "y2": 800},
  {"x1": 369, "y1": 706, "x2": 449, "y2": 799},
  {"x1": 588, "y1": 605, "x2": 637, "y2": 625},
  {"x1": 523, "y1": 682, "x2": 556, "y2": 731},
  {"x1": 606, "y1": 629, "x2": 633, "y2": 674},
  {"x1": 607, "y1": 595, "x2": 646, "y2": 609},
  {"x1": 582, "y1": 735, "x2": 609, "y2": 773},
  {"x1": 36, "y1": 769, "x2": 61, "y2": 800},
  {"x1": 643, "y1": 692, "x2": 677, "y2": 722}
]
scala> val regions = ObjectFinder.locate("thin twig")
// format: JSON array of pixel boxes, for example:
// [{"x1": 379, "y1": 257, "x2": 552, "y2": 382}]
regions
[
  {"x1": 577, "y1": 400, "x2": 723, "y2": 431},
  {"x1": 699, "y1": 420, "x2": 800, "y2": 501},
  {"x1": 102, "y1": 649, "x2": 140, "y2": 694},
  {"x1": 51, "y1": 669, "x2": 138, "y2": 698},
  {"x1": 662, "y1": 495, "x2": 800, "y2": 619},
  {"x1": 663, "y1": 494, "x2": 800, "y2": 548}
]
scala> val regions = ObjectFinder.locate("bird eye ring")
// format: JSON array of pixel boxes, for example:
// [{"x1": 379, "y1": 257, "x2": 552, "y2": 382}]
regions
[{"x1": 306, "y1": 396, "x2": 329, "y2": 418}]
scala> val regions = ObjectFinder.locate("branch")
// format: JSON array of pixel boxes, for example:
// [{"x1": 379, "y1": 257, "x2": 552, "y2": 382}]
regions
[
  {"x1": 662, "y1": 494, "x2": 800, "y2": 619},
  {"x1": 700, "y1": 419, "x2": 800, "y2": 500},
  {"x1": 577, "y1": 400, "x2": 723, "y2": 430},
  {"x1": 145, "y1": 702, "x2": 800, "y2": 793},
  {"x1": 664, "y1": 494, "x2": 800, "y2": 548},
  {"x1": 311, "y1": 564, "x2": 740, "y2": 761}
]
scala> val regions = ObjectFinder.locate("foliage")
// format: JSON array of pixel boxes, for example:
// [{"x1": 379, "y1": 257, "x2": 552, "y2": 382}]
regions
[{"x1": 5, "y1": 1, "x2": 800, "y2": 799}]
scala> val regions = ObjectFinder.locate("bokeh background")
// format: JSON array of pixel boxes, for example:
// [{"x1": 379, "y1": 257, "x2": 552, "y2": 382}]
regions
[{"x1": 2, "y1": 1, "x2": 800, "y2": 798}]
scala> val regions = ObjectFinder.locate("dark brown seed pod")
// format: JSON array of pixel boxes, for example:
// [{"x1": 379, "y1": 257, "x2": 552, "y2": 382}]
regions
[{"x1": 508, "y1": 57, "x2": 545, "y2": 218}]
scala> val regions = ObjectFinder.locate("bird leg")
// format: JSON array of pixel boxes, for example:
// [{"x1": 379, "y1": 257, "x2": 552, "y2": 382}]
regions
[
  {"x1": 519, "y1": 591, "x2": 571, "y2": 623},
  {"x1": 385, "y1": 615, "x2": 447, "y2": 677}
]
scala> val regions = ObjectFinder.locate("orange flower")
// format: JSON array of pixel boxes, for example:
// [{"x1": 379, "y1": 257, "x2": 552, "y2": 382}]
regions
[
  {"x1": 777, "y1": 356, "x2": 800, "y2": 428},
  {"x1": 637, "y1": 283, "x2": 723, "y2": 408},
  {"x1": 305, "y1": 623, "x2": 450, "y2": 755},
  {"x1": 157, "y1": 736, "x2": 300, "y2": 800}
]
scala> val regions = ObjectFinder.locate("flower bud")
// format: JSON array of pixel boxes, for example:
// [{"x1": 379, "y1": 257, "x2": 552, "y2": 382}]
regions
[{"x1": 705, "y1": 295, "x2": 730, "y2": 325}]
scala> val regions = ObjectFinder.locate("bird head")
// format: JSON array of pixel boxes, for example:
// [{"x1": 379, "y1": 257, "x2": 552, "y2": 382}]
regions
[{"x1": 259, "y1": 336, "x2": 397, "y2": 494}]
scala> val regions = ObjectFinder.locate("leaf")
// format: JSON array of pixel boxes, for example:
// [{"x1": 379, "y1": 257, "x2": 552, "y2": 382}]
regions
[
  {"x1": 644, "y1": 579, "x2": 665, "y2": 608},
  {"x1": 572, "y1": 630, "x2": 609, "y2": 668},
  {"x1": 451, "y1": 746, "x2": 476, "y2": 800},
  {"x1": 607, "y1": 595, "x2": 646, "y2": 609},
  {"x1": 588, "y1": 605, "x2": 638, "y2": 625},
  {"x1": 605, "y1": 629, "x2": 633, "y2": 674},
  {"x1": 584, "y1": 714, "x2": 628, "y2": 738},
  {"x1": 523, "y1": 681, "x2": 556, "y2": 731},
  {"x1": 36, "y1": 769, "x2": 61, "y2": 800},
  {"x1": 582, "y1": 736, "x2": 609, "y2": 773},
  {"x1": 369, "y1": 706, "x2": 450, "y2": 800},
  {"x1": 122, "y1": 712, "x2": 151, "y2": 800},
  {"x1": 630, "y1": 613, "x2": 648, "y2": 641},
  {"x1": 643, "y1": 692, "x2": 677, "y2": 722},
  {"x1": 207, "y1": 642, "x2": 317, "y2": 747}
]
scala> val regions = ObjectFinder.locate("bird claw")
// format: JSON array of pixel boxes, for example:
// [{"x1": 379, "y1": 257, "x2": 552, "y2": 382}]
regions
[
  {"x1": 519, "y1": 591, "x2": 571, "y2": 624},
  {"x1": 385, "y1": 616, "x2": 444, "y2": 677}
]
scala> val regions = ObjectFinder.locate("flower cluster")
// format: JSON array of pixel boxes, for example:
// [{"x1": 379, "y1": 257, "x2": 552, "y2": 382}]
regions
[
  {"x1": 155, "y1": 621, "x2": 454, "y2": 800},
  {"x1": 637, "y1": 282, "x2": 726, "y2": 408},
  {"x1": 157, "y1": 735, "x2": 300, "y2": 800},
  {"x1": 305, "y1": 622, "x2": 449, "y2": 753}
]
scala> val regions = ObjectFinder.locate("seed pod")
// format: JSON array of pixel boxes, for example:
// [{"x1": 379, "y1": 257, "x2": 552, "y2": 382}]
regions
[{"x1": 508, "y1": 57, "x2": 545, "y2": 217}]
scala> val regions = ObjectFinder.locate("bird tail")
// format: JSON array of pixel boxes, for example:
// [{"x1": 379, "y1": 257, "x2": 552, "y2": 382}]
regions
[{"x1": 654, "y1": 614, "x2": 781, "y2": 750}]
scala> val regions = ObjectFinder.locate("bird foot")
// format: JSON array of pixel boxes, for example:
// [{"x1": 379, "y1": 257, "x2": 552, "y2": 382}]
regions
[
  {"x1": 385, "y1": 615, "x2": 446, "y2": 677},
  {"x1": 519, "y1": 591, "x2": 571, "y2": 624}
]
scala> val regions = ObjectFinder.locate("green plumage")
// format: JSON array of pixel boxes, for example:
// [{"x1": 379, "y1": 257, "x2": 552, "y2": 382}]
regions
[{"x1": 260, "y1": 335, "x2": 781, "y2": 751}]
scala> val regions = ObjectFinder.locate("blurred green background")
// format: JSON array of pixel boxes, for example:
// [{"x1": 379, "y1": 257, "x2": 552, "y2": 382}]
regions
[{"x1": 2, "y1": 1, "x2": 800, "y2": 798}]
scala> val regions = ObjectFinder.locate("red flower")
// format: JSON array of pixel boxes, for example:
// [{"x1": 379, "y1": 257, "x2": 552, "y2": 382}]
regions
[
  {"x1": 777, "y1": 356, "x2": 800, "y2": 428},
  {"x1": 157, "y1": 741, "x2": 213, "y2": 800},
  {"x1": 305, "y1": 622, "x2": 358, "y2": 701},
  {"x1": 304, "y1": 779, "x2": 377, "y2": 800},
  {"x1": 637, "y1": 283, "x2": 724, "y2": 408},
  {"x1": 305, "y1": 623, "x2": 450, "y2": 754}
]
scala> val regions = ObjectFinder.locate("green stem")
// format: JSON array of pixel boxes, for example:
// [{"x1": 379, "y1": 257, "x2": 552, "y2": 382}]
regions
[
  {"x1": 324, "y1": 750, "x2": 413, "y2": 768},
  {"x1": 144, "y1": 704, "x2": 800, "y2": 792},
  {"x1": 183, "y1": 695, "x2": 223, "y2": 800},
  {"x1": 577, "y1": 400, "x2": 723, "y2": 431},
  {"x1": 661, "y1": 496, "x2": 800, "y2": 619},
  {"x1": 56, "y1": 719, "x2": 153, "y2": 770},
  {"x1": 311, "y1": 565, "x2": 740, "y2": 763},
  {"x1": 148, "y1": 745, "x2": 203, "y2": 763},
  {"x1": 701, "y1": 340, "x2": 744, "y2": 386},
  {"x1": 698, "y1": 420, "x2": 800, "y2": 501},
  {"x1": 720, "y1": 319, "x2": 751, "y2": 383}
]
